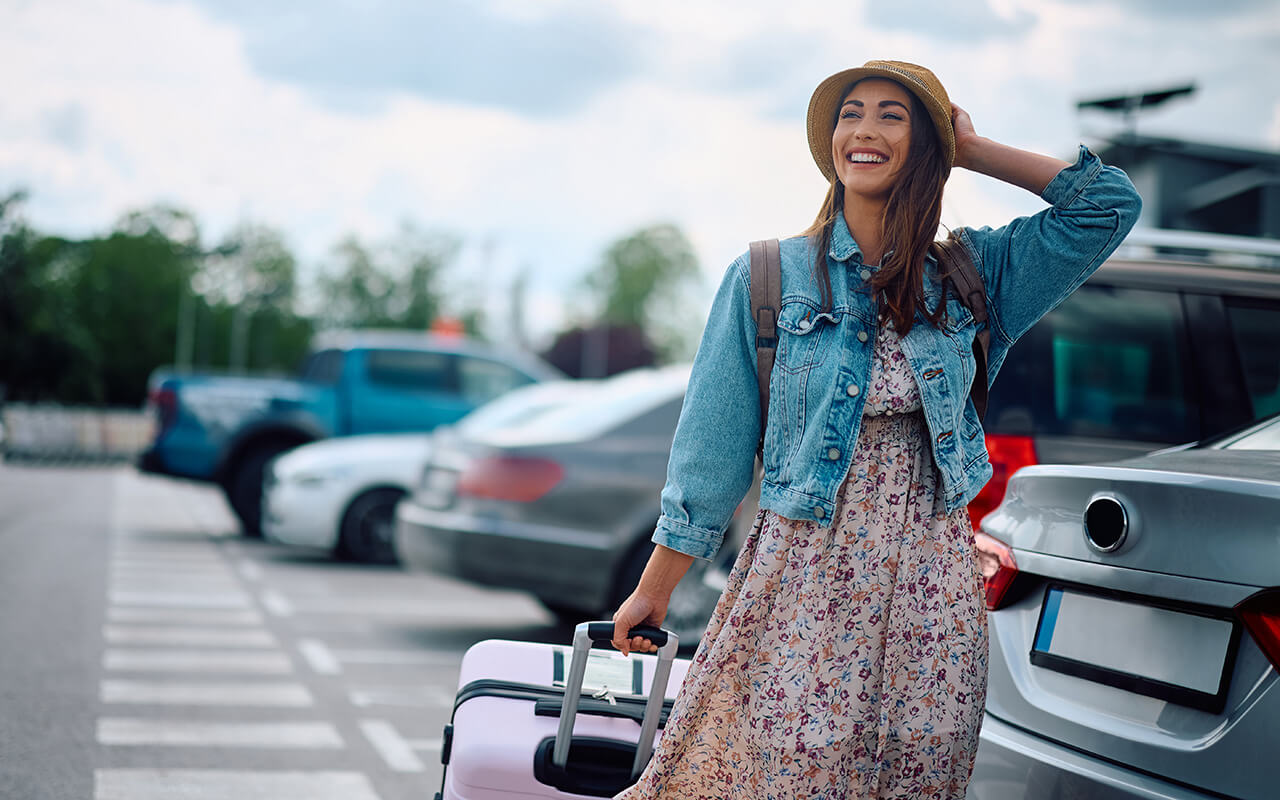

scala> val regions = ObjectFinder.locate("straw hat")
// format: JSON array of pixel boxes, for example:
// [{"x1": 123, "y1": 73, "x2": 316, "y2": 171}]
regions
[{"x1": 806, "y1": 60, "x2": 954, "y2": 182}]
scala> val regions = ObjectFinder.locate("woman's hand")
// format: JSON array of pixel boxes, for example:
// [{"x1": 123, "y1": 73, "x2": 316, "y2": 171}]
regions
[
  {"x1": 611, "y1": 588, "x2": 668, "y2": 656},
  {"x1": 951, "y1": 102, "x2": 980, "y2": 171},
  {"x1": 949, "y1": 101, "x2": 1070, "y2": 194}
]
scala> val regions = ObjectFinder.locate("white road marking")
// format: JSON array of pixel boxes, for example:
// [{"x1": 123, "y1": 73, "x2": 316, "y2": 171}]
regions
[
  {"x1": 407, "y1": 738, "x2": 443, "y2": 752},
  {"x1": 359, "y1": 720, "x2": 425, "y2": 772},
  {"x1": 103, "y1": 626, "x2": 276, "y2": 647},
  {"x1": 104, "y1": 649, "x2": 292, "y2": 674},
  {"x1": 94, "y1": 769, "x2": 381, "y2": 800},
  {"x1": 261, "y1": 589, "x2": 295, "y2": 617},
  {"x1": 109, "y1": 591, "x2": 252, "y2": 609},
  {"x1": 349, "y1": 687, "x2": 456, "y2": 708},
  {"x1": 101, "y1": 680, "x2": 313, "y2": 707},
  {"x1": 107, "y1": 607, "x2": 263, "y2": 625},
  {"x1": 238, "y1": 560, "x2": 264, "y2": 581},
  {"x1": 331, "y1": 648, "x2": 459, "y2": 666},
  {"x1": 97, "y1": 718, "x2": 343, "y2": 748},
  {"x1": 298, "y1": 639, "x2": 342, "y2": 675}
]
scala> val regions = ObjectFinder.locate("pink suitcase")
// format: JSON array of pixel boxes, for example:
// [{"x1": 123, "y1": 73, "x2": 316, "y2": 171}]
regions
[{"x1": 436, "y1": 622, "x2": 690, "y2": 799}]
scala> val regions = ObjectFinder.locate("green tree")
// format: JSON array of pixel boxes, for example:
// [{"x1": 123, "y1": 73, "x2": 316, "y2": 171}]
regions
[
  {"x1": 314, "y1": 226, "x2": 457, "y2": 332},
  {"x1": 584, "y1": 223, "x2": 702, "y2": 360}
]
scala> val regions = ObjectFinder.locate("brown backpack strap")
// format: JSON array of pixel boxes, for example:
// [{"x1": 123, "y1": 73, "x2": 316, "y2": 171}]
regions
[
  {"x1": 749, "y1": 239, "x2": 781, "y2": 451},
  {"x1": 935, "y1": 234, "x2": 991, "y2": 422}
]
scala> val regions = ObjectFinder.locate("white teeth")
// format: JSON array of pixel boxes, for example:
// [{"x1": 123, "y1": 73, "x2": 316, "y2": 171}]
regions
[{"x1": 847, "y1": 152, "x2": 887, "y2": 163}]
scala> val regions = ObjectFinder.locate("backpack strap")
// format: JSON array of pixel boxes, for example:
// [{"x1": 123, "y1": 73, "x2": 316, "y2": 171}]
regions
[
  {"x1": 748, "y1": 239, "x2": 781, "y2": 452},
  {"x1": 935, "y1": 234, "x2": 991, "y2": 422}
]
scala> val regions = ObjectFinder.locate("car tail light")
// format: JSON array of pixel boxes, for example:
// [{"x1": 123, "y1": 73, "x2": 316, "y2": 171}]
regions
[
  {"x1": 148, "y1": 386, "x2": 178, "y2": 432},
  {"x1": 456, "y1": 456, "x2": 564, "y2": 503},
  {"x1": 967, "y1": 433, "x2": 1038, "y2": 530},
  {"x1": 1236, "y1": 588, "x2": 1280, "y2": 673},
  {"x1": 974, "y1": 531, "x2": 1018, "y2": 611}
]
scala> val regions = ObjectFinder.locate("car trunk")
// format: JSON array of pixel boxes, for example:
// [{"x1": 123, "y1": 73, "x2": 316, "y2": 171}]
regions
[{"x1": 979, "y1": 452, "x2": 1280, "y2": 800}]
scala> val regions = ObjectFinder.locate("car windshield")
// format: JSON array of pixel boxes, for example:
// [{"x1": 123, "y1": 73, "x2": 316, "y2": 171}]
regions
[
  {"x1": 480, "y1": 365, "x2": 691, "y2": 445},
  {"x1": 455, "y1": 381, "x2": 584, "y2": 436},
  {"x1": 1220, "y1": 414, "x2": 1280, "y2": 450}
]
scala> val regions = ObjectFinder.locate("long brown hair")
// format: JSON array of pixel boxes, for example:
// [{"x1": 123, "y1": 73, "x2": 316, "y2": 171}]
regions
[{"x1": 802, "y1": 82, "x2": 950, "y2": 334}]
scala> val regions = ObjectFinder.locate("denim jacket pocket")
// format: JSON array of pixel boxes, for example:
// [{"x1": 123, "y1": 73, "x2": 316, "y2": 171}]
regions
[{"x1": 775, "y1": 300, "x2": 837, "y2": 374}]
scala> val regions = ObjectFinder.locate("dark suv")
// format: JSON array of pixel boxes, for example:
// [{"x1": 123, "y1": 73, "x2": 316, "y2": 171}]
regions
[{"x1": 964, "y1": 229, "x2": 1280, "y2": 528}]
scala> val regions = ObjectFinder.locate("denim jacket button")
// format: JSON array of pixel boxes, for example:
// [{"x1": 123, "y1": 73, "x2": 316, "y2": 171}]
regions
[
  {"x1": 860, "y1": 269, "x2": 872, "y2": 281},
  {"x1": 827, "y1": 448, "x2": 841, "y2": 460},
  {"x1": 798, "y1": 319, "x2": 811, "y2": 331},
  {"x1": 846, "y1": 384, "x2": 860, "y2": 397},
  {"x1": 857, "y1": 330, "x2": 869, "y2": 343},
  {"x1": 813, "y1": 506, "x2": 826, "y2": 519}
]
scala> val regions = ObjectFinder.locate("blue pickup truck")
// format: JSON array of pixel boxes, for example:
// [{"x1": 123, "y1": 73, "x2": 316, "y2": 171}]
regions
[{"x1": 138, "y1": 329, "x2": 563, "y2": 535}]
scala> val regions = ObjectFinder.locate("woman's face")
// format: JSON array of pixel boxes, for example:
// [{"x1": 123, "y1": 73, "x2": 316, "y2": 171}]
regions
[{"x1": 831, "y1": 78, "x2": 913, "y2": 202}]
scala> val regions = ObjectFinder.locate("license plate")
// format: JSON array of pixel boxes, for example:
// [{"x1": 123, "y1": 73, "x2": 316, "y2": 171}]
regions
[{"x1": 1030, "y1": 585, "x2": 1241, "y2": 713}]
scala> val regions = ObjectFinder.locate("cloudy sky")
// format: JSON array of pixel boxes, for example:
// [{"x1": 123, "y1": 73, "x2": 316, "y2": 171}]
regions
[{"x1": 4, "y1": 0, "x2": 1279, "y2": 345}]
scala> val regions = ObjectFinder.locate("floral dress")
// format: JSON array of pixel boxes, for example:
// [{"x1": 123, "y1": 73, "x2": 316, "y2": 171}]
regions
[{"x1": 616, "y1": 322, "x2": 988, "y2": 800}]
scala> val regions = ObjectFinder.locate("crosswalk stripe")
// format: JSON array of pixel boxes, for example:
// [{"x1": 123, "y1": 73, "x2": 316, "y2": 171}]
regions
[
  {"x1": 298, "y1": 639, "x2": 341, "y2": 675},
  {"x1": 101, "y1": 680, "x2": 313, "y2": 706},
  {"x1": 97, "y1": 718, "x2": 343, "y2": 748},
  {"x1": 104, "y1": 649, "x2": 292, "y2": 674},
  {"x1": 110, "y1": 591, "x2": 252, "y2": 609},
  {"x1": 94, "y1": 769, "x2": 381, "y2": 800},
  {"x1": 359, "y1": 720, "x2": 425, "y2": 772},
  {"x1": 107, "y1": 607, "x2": 263, "y2": 625},
  {"x1": 103, "y1": 626, "x2": 276, "y2": 647}
]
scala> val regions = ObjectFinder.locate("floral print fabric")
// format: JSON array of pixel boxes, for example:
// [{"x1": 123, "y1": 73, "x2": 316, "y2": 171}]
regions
[{"x1": 617, "y1": 323, "x2": 988, "y2": 800}]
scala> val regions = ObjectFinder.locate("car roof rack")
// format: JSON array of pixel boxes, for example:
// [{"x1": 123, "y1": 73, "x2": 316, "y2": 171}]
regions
[{"x1": 1116, "y1": 228, "x2": 1280, "y2": 270}]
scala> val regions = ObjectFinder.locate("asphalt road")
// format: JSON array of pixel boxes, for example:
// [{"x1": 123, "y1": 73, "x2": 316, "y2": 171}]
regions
[{"x1": 0, "y1": 461, "x2": 579, "y2": 800}]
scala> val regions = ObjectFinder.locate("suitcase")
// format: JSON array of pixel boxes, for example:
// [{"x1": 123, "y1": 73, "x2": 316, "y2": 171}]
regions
[{"x1": 436, "y1": 621, "x2": 690, "y2": 799}]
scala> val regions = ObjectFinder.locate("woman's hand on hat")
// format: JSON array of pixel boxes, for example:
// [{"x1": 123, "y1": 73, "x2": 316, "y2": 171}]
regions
[{"x1": 951, "y1": 102, "x2": 979, "y2": 171}]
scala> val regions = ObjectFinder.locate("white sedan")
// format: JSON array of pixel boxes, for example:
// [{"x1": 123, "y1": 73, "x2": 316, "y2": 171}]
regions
[
  {"x1": 262, "y1": 380, "x2": 584, "y2": 564},
  {"x1": 263, "y1": 433, "x2": 431, "y2": 563}
]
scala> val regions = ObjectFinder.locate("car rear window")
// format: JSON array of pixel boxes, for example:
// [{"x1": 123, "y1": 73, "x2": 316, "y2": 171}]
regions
[
  {"x1": 1224, "y1": 301, "x2": 1280, "y2": 419},
  {"x1": 986, "y1": 285, "x2": 1198, "y2": 444}
]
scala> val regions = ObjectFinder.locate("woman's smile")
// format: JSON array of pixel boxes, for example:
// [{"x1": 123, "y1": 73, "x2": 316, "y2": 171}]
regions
[{"x1": 831, "y1": 78, "x2": 913, "y2": 200}]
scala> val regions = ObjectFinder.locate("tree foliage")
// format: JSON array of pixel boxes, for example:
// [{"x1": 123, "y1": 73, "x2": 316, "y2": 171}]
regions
[
  {"x1": 565, "y1": 221, "x2": 706, "y2": 366},
  {"x1": 0, "y1": 190, "x2": 484, "y2": 407},
  {"x1": 315, "y1": 226, "x2": 460, "y2": 333}
]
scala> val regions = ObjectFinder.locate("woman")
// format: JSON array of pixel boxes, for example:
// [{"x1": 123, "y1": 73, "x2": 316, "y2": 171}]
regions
[{"x1": 611, "y1": 60, "x2": 1141, "y2": 799}]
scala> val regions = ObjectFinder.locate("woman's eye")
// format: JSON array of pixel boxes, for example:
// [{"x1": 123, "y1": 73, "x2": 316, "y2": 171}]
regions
[
  {"x1": 840, "y1": 109, "x2": 861, "y2": 120},
  {"x1": 883, "y1": 113, "x2": 904, "y2": 121}
]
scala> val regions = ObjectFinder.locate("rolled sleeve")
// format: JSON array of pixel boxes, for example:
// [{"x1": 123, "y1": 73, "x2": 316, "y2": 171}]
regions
[{"x1": 653, "y1": 515, "x2": 724, "y2": 560}]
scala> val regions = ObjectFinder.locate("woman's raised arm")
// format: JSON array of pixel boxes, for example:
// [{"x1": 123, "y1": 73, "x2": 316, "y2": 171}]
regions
[{"x1": 951, "y1": 103, "x2": 1070, "y2": 195}]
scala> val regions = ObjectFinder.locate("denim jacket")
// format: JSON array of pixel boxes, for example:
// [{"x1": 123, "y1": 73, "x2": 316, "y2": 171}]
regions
[{"x1": 655, "y1": 146, "x2": 1142, "y2": 560}]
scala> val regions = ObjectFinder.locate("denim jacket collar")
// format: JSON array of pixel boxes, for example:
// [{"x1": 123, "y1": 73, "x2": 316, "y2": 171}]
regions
[{"x1": 828, "y1": 213, "x2": 862, "y2": 263}]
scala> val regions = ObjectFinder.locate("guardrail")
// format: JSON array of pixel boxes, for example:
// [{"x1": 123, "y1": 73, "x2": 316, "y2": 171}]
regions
[{"x1": 2, "y1": 404, "x2": 153, "y2": 463}]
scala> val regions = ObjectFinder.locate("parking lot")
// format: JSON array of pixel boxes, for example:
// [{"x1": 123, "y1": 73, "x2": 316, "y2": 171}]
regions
[{"x1": 0, "y1": 460, "x2": 574, "y2": 800}]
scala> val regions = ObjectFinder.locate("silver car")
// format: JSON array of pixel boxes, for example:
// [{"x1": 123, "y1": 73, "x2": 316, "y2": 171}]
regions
[
  {"x1": 393, "y1": 365, "x2": 749, "y2": 644},
  {"x1": 968, "y1": 413, "x2": 1280, "y2": 800}
]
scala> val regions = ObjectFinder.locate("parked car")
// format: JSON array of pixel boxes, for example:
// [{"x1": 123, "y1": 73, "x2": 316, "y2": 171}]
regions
[
  {"x1": 261, "y1": 380, "x2": 584, "y2": 564},
  {"x1": 138, "y1": 330, "x2": 562, "y2": 536},
  {"x1": 964, "y1": 229, "x2": 1280, "y2": 529},
  {"x1": 394, "y1": 364, "x2": 747, "y2": 643},
  {"x1": 968, "y1": 411, "x2": 1280, "y2": 800}
]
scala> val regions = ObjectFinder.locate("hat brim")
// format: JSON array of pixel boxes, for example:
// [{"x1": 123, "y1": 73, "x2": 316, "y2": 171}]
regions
[{"x1": 807, "y1": 66, "x2": 954, "y2": 183}]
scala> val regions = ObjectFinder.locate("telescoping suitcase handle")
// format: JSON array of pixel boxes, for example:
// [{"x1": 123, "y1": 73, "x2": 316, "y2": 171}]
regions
[{"x1": 553, "y1": 621, "x2": 680, "y2": 780}]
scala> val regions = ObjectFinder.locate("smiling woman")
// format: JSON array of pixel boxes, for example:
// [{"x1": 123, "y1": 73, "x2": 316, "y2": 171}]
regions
[{"x1": 608, "y1": 59, "x2": 1142, "y2": 800}]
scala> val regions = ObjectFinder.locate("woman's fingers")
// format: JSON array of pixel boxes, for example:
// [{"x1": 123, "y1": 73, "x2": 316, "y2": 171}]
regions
[{"x1": 631, "y1": 635, "x2": 658, "y2": 654}]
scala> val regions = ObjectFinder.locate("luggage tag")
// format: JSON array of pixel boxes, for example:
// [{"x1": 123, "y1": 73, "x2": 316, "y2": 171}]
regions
[{"x1": 552, "y1": 647, "x2": 643, "y2": 696}]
